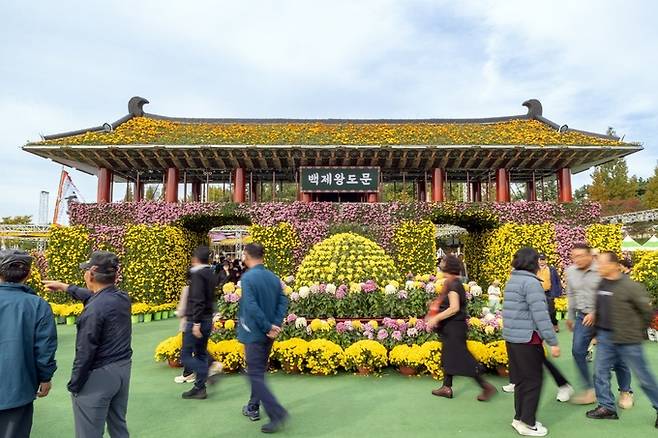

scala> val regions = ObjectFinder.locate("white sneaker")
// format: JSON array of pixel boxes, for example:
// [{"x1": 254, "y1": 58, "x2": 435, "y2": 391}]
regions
[
  {"x1": 503, "y1": 383, "x2": 516, "y2": 393},
  {"x1": 513, "y1": 421, "x2": 548, "y2": 437},
  {"x1": 174, "y1": 373, "x2": 196, "y2": 384},
  {"x1": 208, "y1": 361, "x2": 224, "y2": 377},
  {"x1": 557, "y1": 384, "x2": 575, "y2": 402}
]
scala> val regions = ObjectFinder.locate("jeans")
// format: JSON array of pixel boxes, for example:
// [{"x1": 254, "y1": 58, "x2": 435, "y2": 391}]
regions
[
  {"x1": 0, "y1": 402, "x2": 33, "y2": 438},
  {"x1": 572, "y1": 312, "x2": 632, "y2": 391},
  {"x1": 181, "y1": 320, "x2": 212, "y2": 389},
  {"x1": 595, "y1": 330, "x2": 658, "y2": 412},
  {"x1": 245, "y1": 339, "x2": 287, "y2": 422}
]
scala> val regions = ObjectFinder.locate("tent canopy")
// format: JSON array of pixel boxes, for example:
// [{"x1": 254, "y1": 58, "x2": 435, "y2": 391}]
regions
[{"x1": 622, "y1": 235, "x2": 643, "y2": 251}]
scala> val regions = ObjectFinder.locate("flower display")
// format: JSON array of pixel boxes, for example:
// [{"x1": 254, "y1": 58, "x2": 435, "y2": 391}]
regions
[
  {"x1": 420, "y1": 341, "x2": 444, "y2": 380},
  {"x1": 131, "y1": 303, "x2": 150, "y2": 315},
  {"x1": 586, "y1": 223, "x2": 623, "y2": 254},
  {"x1": 393, "y1": 219, "x2": 437, "y2": 276},
  {"x1": 305, "y1": 339, "x2": 345, "y2": 375},
  {"x1": 554, "y1": 297, "x2": 568, "y2": 313},
  {"x1": 295, "y1": 233, "x2": 400, "y2": 287},
  {"x1": 486, "y1": 340, "x2": 508, "y2": 368},
  {"x1": 249, "y1": 222, "x2": 300, "y2": 277},
  {"x1": 42, "y1": 116, "x2": 624, "y2": 147},
  {"x1": 271, "y1": 338, "x2": 308, "y2": 373},
  {"x1": 389, "y1": 344, "x2": 429, "y2": 371},
  {"x1": 631, "y1": 252, "x2": 658, "y2": 304},
  {"x1": 207, "y1": 339, "x2": 245, "y2": 372},
  {"x1": 344, "y1": 340, "x2": 389, "y2": 372},
  {"x1": 45, "y1": 225, "x2": 91, "y2": 303},
  {"x1": 154, "y1": 333, "x2": 183, "y2": 362}
]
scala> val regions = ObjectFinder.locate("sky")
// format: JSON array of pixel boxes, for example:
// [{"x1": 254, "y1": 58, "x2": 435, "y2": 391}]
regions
[{"x1": 1, "y1": 0, "x2": 657, "y2": 220}]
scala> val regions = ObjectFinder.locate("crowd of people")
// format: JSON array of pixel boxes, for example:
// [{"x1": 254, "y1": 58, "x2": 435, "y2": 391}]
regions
[{"x1": 0, "y1": 241, "x2": 657, "y2": 437}]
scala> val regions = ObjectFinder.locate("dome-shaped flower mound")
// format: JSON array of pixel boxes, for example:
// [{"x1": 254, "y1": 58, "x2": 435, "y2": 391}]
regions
[{"x1": 295, "y1": 233, "x2": 400, "y2": 287}]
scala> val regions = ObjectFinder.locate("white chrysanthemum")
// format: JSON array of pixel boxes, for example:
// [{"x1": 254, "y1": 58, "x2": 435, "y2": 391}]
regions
[
  {"x1": 295, "y1": 317, "x2": 307, "y2": 328},
  {"x1": 325, "y1": 283, "x2": 337, "y2": 294},
  {"x1": 385, "y1": 284, "x2": 397, "y2": 295},
  {"x1": 299, "y1": 286, "x2": 310, "y2": 298}
]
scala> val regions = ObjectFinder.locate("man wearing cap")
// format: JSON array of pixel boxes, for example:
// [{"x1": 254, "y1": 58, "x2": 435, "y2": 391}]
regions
[
  {"x1": 0, "y1": 250, "x2": 57, "y2": 438},
  {"x1": 45, "y1": 251, "x2": 132, "y2": 438}
]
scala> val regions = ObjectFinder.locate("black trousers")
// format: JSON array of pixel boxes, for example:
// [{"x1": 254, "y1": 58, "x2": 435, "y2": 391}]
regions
[
  {"x1": 0, "y1": 402, "x2": 33, "y2": 438},
  {"x1": 543, "y1": 356, "x2": 568, "y2": 387},
  {"x1": 245, "y1": 339, "x2": 287, "y2": 422},
  {"x1": 507, "y1": 342, "x2": 544, "y2": 426},
  {"x1": 545, "y1": 293, "x2": 558, "y2": 326}
]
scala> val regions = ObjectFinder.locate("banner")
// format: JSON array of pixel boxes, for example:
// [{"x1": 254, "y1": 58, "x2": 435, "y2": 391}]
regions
[{"x1": 300, "y1": 167, "x2": 380, "y2": 193}]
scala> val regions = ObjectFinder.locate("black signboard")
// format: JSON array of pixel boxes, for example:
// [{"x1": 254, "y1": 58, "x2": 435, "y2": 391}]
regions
[{"x1": 300, "y1": 167, "x2": 380, "y2": 193}]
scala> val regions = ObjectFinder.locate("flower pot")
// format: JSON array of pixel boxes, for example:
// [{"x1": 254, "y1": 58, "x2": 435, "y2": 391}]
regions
[
  {"x1": 398, "y1": 366, "x2": 417, "y2": 376},
  {"x1": 169, "y1": 310, "x2": 176, "y2": 318},
  {"x1": 357, "y1": 366, "x2": 373, "y2": 376},
  {"x1": 154, "y1": 311, "x2": 162, "y2": 321},
  {"x1": 161, "y1": 311, "x2": 169, "y2": 320},
  {"x1": 496, "y1": 365, "x2": 509, "y2": 377},
  {"x1": 57, "y1": 316, "x2": 66, "y2": 325},
  {"x1": 143, "y1": 313, "x2": 153, "y2": 323},
  {"x1": 131, "y1": 315, "x2": 140, "y2": 324},
  {"x1": 65, "y1": 316, "x2": 76, "y2": 325},
  {"x1": 138, "y1": 314, "x2": 144, "y2": 322},
  {"x1": 167, "y1": 358, "x2": 182, "y2": 368},
  {"x1": 556, "y1": 312, "x2": 563, "y2": 321}
]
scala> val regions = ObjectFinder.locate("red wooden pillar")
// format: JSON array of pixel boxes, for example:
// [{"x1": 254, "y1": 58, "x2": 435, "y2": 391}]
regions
[
  {"x1": 496, "y1": 168, "x2": 511, "y2": 203},
  {"x1": 135, "y1": 181, "x2": 144, "y2": 202},
  {"x1": 301, "y1": 193, "x2": 313, "y2": 202},
  {"x1": 557, "y1": 168, "x2": 573, "y2": 203},
  {"x1": 97, "y1": 168, "x2": 113, "y2": 204},
  {"x1": 165, "y1": 167, "x2": 179, "y2": 203},
  {"x1": 191, "y1": 181, "x2": 202, "y2": 202},
  {"x1": 233, "y1": 168, "x2": 246, "y2": 203},
  {"x1": 526, "y1": 180, "x2": 537, "y2": 201},
  {"x1": 471, "y1": 182, "x2": 482, "y2": 202},
  {"x1": 431, "y1": 168, "x2": 445, "y2": 202}
]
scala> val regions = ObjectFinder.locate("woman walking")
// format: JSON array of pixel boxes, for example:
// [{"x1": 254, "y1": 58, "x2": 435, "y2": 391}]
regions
[
  {"x1": 503, "y1": 247, "x2": 561, "y2": 437},
  {"x1": 427, "y1": 255, "x2": 496, "y2": 401}
]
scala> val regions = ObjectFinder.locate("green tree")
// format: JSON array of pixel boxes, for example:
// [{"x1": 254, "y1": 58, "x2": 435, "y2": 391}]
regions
[
  {"x1": 144, "y1": 185, "x2": 162, "y2": 201},
  {"x1": 588, "y1": 158, "x2": 638, "y2": 202},
  {"x1": 643, "y1": 163, "x2": 658, "y2": 209},
  {"x1": 1, "y1": 215, "x2": 32, "y2": 224},
  {"x1": 574, "y1": 185, "x2": 590, "y2": 202}
]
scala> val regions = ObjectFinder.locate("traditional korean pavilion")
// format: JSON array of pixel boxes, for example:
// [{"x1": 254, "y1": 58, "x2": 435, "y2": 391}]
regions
[{"x1": 23, "y1": 97, "x2": 642, "y2": 204}]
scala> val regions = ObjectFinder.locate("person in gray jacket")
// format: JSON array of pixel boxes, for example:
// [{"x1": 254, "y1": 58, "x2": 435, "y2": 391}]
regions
[{"x1": 503, "y1": 247, "x2": 560, "y2": 437}]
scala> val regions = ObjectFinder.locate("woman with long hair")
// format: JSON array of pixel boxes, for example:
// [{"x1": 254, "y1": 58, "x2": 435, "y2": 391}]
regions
[
  {"x1": 426, "y1": 255, "x2": 496, "y2": 401},
  {"x1": 503, "y1": 247, "x2": 561, "y2": 437}
]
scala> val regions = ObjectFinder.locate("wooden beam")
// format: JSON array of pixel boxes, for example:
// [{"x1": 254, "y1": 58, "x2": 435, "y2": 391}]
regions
[
  {"x1": 516, "y1": 151, "x2": 536, "y2": 169},
  {"x1": 438, "y1": 150, "x2": 452, "y2": 168},
  {"x1": 329, "y1": 149, "x2": 337, "y2": 166},
  {"x1": 198, "y1": 149, "x2": 212, "y2": 169},
  {"x1": 120, "y1": 149, "x2": 142, "y2": 170},
  {"x1": 400, "y1": 150, "x2": 409, "y2": 169},
  {"x1": 167, "y1": 150, "x2": 185, "y2": 170},
  {"x1": 151, "y1": 149, "x2": 170, "y2": 169},
  {"x1": 454, "y1": 150, "x2": 466, "y2": 168},
  {"x1": 490, "y1": 152, "x2": 508, "y2": 170},
  {"x1": 424, "y1": 149, "x2": 438, "y2": 170},
  {"x1": 385, "y1": 150, "x2": 394, "y2": 168},
  {"x1": 182, "y1": 150, "x2": 196, "y2": 168},
  {"x1": 92, "y1": 151, "x2": 115, "y2": 169},
  {"x1": 463, "y1": 151, "x2": 480, "y2": 170},
  {"x1": 357, "y1": 150, "x2": 366, "y2": 166},
  {"x1": 257, "y1": 151, "x2": 268, "y2": 168},
  {"x1": 212, "y1": 150, "x2": 227, "y2": 169},
  {"x1": 507, "y1": 150, "x2": 523, "y2": 168},
  {"x1": 272, "y1": 151, "x2": 282, "y2": 170},
  {"x1": 227, "y1": 150, "x2": 240, "y2": 168},
  {"x1": 548, "y1": 151, "x2": 565, "y2": 168},
  {"x1": 242, "y1": 150, "x2": 255, "y2": 169},
  {"x1": 137, "y1": 150, "x2": 156, "y2": 168},
  {"x1": 411, "y1": 150, "x2": 424, "y2": 169}
]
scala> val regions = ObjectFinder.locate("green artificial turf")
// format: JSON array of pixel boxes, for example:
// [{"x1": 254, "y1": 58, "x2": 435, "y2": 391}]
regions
[{"x1": 31, "y1": 319, "x2": 658, "y2": 437}]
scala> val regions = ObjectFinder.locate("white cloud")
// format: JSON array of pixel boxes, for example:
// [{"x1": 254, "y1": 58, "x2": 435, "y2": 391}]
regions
[{"x1": 0, "y1": 0, "x2": 656, "y2": 216}]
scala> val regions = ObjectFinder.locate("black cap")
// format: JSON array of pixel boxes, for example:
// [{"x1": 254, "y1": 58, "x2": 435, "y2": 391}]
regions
[
  {"x1": 80, "y1": 251, "x2": 119, "y2": 275},
  {"x1": 538, "y1": 253, "x2": 547, "y2": 260},
  {"x1": 0, "y1": 250, "x2": 32, "y2": 271}
]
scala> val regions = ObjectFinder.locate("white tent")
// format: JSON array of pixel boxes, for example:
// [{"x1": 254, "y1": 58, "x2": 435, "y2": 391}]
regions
[
  {"x1": 641, "y1": 235, "x2": 658, "y2": 251},
  {"x1": 621, "y1": 235, "x2": 643, "y2": 252}
]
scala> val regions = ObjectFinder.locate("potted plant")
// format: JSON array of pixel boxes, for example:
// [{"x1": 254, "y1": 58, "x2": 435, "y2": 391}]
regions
[
  {"x1": 420, "y1": 341, "x2": 443, "y2": 380},
  {"x1": 344, "y1": 340, "x2": 388, "y2": 376},
  {"x1": 389, "y1": 344, "x2": 427, "y2": 376},
  {"x1": 305, "y1": 339, "x2": 345, "y2": 376},
  {"x1": 153, "y1": 305, "x2": 163, "y2": 321},
  {"x1": 131, "y1": 303, "x2": 149, "y2": 324},
  {"x1": 486, "y1": 340, "x2": 509, "y2": 376},
  {"x1": 64, "y1": 303, "x2": 84, "y2": 325},
  {"x1": 206, "y1": 339, "x2": 245, "y2": 373},
  {"x1": 154, "y1": 333, "x2": 183, "y2": 368},
  {"x1": 271, "y1": 338, "x2": 308, "y2": 374}
]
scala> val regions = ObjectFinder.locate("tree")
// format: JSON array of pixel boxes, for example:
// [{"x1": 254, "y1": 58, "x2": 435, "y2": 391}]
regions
[
  {"x1": 643, "y1": 163, "x2": 658, "y2": 209},
  {"x1": 1, "y1": 215, "x2": 32, "y2": 224},
  {"x1": 574, "y1": 185, "x2": 590, "y2": 202},
  {"x1": 124, "y1": 184, "x2": 134, "y2": 202},
  {"x1": 144, "y1": 185, "x2": 162, "y2": 201},
  {"x1": 588, "y1": 158, "x2": 638, "y2": 202}
]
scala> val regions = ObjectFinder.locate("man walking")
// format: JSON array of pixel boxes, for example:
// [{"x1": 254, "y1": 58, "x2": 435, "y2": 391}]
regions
[
  {"x1": 0, "y1": 250, "x2": 57, "y2": 438},
  {"x1": 180, "y1": 246, "x2": 219, "y2": 399},
  {"x1": 565, "y1": 243, "x2": 632, "y2": 407},
  {"x1": 238, "y1": 244, "x2": 289, "y2": 434},
  {"x1": 44, "y1": 251, "x2": 132, "y2": 438},
  {"x1": 586, "y1": 251, "x2": 658, "y2": 429},
  {"x1": 537, "y1": 254, "x2": 562, "y2": 332}
]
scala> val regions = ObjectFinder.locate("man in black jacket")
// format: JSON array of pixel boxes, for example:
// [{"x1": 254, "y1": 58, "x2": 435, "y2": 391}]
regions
[
  {"x1": 181, "y1": 246, "x2": 218, "y2": 400},
  {"x1": 44, "y1": 251, "x2": 132, "y2": 438}
]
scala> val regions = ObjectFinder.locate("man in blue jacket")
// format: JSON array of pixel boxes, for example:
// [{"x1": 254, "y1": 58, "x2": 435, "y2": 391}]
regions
[
  {"x1": 45, "y1": 251, "x2": 132, "y2": 438},
  {"x1": 238, "y1": 243, "x2": 289, "y2": 433},
  {"x1": 0, "y1": 250, "x2": 57, "y2": 438}
]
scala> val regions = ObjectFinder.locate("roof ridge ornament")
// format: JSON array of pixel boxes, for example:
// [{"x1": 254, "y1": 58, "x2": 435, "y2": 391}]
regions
[
  {"x1": 128, "y1": 96, "x2": 149, "y2": 117},
  {"x1": 522, "y1": 99, "x2": 543, "y2": 118}
]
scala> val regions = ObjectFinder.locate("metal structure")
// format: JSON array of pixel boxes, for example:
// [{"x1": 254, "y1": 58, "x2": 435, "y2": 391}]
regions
[
  {"x1": 208, "y1": 226, "x2": 249, "y2": 260},
  {"x1": 0, "y1": 224, "x2": 50, "y2": 251}
]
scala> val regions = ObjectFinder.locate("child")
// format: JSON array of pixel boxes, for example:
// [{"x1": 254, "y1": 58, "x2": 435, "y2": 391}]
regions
[{"x1": 487, "y1": 280, "x2": 502, "y2": 310}]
